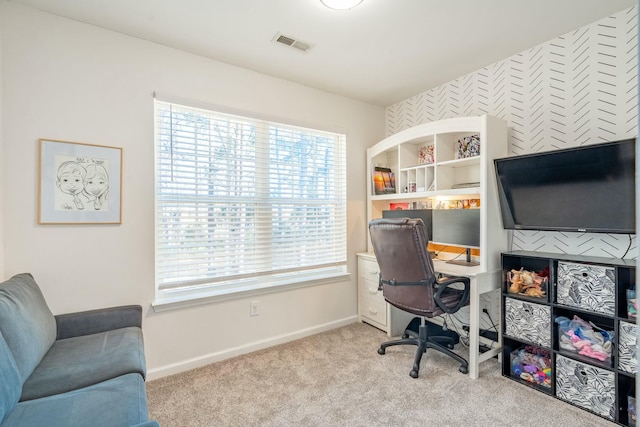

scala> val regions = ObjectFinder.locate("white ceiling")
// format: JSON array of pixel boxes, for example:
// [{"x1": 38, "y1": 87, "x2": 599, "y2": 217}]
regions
[{"x1": 7, "y1": 0, "x2": 636, "y2": 106}]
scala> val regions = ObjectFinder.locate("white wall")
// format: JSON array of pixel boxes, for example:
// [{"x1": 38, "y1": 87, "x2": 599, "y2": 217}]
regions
[
  {"x1": 0, "y1": 2, "x2": 384, "y2": 378},
  {"x1": 386, "y1": 6, "x2": 638, "y2": 259}
]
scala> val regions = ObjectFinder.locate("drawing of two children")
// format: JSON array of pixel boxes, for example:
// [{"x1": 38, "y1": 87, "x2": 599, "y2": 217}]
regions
[{"x1": 55, "y1": 160, "x2": 109, "y2": 211}]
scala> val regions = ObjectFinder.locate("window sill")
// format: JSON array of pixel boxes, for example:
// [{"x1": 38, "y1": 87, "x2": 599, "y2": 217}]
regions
[{"x1": 152, "y1": 271, "x2": 351, "y2": 313}]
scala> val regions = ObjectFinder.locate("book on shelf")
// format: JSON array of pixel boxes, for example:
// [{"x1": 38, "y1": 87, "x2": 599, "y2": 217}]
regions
[{"x1": 372, "y1": 166, "x2": 395, "y2": 195}]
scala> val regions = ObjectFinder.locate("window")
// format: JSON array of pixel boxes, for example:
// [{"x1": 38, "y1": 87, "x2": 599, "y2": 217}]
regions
[{"x1": 153, "y1": 100, "x2": 347, "y2": 306}]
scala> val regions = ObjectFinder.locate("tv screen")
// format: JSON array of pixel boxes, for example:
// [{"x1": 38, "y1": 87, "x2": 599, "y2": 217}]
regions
[
  {"x1": 494, "y1": 139, "x2": 636, "y2": 234},
  {"x1": 431, "y1": 208, "x2": 480, "y2": 248}
]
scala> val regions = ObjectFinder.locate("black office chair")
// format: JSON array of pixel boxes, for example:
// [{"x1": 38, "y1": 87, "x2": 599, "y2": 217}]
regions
[{"x1": 368, "y1": 217, "x2": 470, "y2": 378}]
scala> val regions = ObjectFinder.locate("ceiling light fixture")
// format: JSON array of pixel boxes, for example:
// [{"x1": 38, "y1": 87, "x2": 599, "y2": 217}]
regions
[{"x1": 320, "y1": 0, "x2": 364, "y2": 10}]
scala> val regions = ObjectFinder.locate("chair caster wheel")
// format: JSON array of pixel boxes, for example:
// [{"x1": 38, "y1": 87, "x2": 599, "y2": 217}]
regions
[
  {"x1": 410, "y1": 370, "x2": 419, "y2": 378},
  {"x1": 378, "y1": 348, "x2": 385, "y2": 355},
  {"x1": 447, "y1": 343, "x2": 454, "y2": 349},
  {"x1": 402, "y1": 334, "x2": 409, "y2": 339},
  {"x1": 459, "y1": 366, "x2": 468, "y2": 374}
]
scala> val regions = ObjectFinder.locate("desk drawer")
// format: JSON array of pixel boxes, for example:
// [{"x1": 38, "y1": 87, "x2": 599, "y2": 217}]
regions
[
  {"x1": 358, "y1": 257, "x2": 380, "y2": 283},
  {"x1": 360, "y1": 294, "x2": 387, "y2": 326},
  {"x1": 359, "y1": 277, "x2": 381, "y2": 299}
]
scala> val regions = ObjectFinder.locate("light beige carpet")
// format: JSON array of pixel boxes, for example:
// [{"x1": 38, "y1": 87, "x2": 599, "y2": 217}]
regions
[{"x1": 147, "y1": 322, "x2": 614, "y2": 426}]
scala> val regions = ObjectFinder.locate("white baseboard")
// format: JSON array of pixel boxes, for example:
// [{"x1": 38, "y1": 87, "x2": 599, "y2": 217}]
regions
[{"x1": 146, "y1": 315, "x2": 358, "y2": 380}]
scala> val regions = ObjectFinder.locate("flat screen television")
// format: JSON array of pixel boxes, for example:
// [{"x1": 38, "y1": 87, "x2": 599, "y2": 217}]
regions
[{"x1": 494, "y1": 139, "x2": 636, "y2": 234}]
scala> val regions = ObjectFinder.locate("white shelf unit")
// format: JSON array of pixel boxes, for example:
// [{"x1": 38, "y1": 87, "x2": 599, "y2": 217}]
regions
[{"x1": 366, "y1": 115, "x2": 508, "y2": 273}]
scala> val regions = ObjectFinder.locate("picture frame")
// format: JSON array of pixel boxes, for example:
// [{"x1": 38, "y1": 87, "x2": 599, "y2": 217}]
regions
[
  {"x1": 419, "y1": 144, "x2": 434, "y2": 164},
  {"x1": 389, "y1": 202, "x2": 409, "y2": 210},
  {"x1": 372, "y1": 166, "x2": 396, "y2": 195},
  {"x1": 456, "y1": 134, "x2": 481, "y2": 159},
  {"x1": 38, "y1": 139, "x2": 122, "y2": 224}
]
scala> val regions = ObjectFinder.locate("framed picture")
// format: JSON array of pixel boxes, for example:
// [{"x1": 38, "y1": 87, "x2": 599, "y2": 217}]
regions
[
  {"x1": 38, "y1": 139, "x2": 122, "y2": 224},
  {"x1": 372, "y1": 166, "x2": 396, "y2": 195},
  {"x1": 389, "y1": 202, "x2": 409, "y2": 210},
  {"x1": 456, "y1": 134, "x2": 480, "y2": 159},
  {"x1": 419, "y1": 145, "x2": 434, "y2": 164}
]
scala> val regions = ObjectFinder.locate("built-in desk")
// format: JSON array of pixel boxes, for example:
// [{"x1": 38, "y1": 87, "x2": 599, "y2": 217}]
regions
[
  {"x1": 431, "y1": 259, "x2": 501, "y2": 379},
  {"x1": 358, "y1": 252, "x2": 501, "y2": 380}
]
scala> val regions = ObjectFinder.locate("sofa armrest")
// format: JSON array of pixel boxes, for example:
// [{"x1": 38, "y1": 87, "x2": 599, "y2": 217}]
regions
[
  {"x1": 132, "y1": 422, "x2": 160, "y2": 427},
  {"x1": 55, "y1": 305, "x2": 142, "y2": 339}
]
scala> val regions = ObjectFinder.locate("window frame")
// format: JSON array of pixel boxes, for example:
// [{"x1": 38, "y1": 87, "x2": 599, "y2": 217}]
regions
[{"x1": 152, "y1": 98, "x2": 350, "y2": 311}]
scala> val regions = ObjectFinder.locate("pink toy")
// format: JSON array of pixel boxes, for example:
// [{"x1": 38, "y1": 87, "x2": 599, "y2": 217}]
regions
[{"x1": 579, "y1": 345, "x2": 609, "y2": 361}]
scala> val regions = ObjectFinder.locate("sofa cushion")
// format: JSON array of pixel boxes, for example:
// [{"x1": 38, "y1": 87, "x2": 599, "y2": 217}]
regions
[
  {"x1": 0, "y1": 331, "x2": 21, "y2": 425},
  {"x1": 0, "y1": 273, "x2": 56, "y2": 383},
  {"x1": 1, "y1": 373, "x2": 150, "y2": 427},
  {"x1": 21, "y1": 326, "x2": 146, "y2": 401}
]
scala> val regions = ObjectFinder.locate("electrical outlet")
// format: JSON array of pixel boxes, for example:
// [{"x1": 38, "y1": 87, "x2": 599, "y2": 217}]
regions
[
  {"x1": 250, "y1": 300, "x2": 260, "y2": 316},
  {"x1": 480, "y1": 300, "x2": 490, "y2": 314}
]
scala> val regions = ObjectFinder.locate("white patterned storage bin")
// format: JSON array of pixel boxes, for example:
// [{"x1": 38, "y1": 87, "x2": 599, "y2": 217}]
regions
[
  {"x1": 618, "y1": 320, "x2": 637, "y2": 374},
  {"x1": 555, "y1": 355, "x2": 616, "y2": 420},
  {"x1": 504, "y1": 297, "x2": 551, "y2": 347},
  {"x1": 556, "y1": 261, "x2": 615, "y2": 316}
]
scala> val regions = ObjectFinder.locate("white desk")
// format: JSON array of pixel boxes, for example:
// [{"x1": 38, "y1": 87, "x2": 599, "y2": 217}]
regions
[{"x1": 431, "y1": 259, "x2": 501, "y2": 379}]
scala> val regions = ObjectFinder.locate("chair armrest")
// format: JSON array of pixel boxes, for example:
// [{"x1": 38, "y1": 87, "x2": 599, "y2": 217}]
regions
[
  {"x1": 55, "y1": 305, "x2": 142, "y2": 339},
  {"x1": 434, "y1": 276, "x2": 470, "y2": 314}
]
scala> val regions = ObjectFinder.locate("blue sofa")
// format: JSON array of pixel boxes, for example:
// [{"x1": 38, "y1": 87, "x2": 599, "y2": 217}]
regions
[{"x1": 0, "y1": 273, "x2": 158, "y2": 427}]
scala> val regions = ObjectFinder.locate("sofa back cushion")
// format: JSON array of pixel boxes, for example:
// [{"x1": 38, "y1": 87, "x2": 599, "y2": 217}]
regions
[
  {"x1": 0, "y1": 273, "x2": 56, "y2": 382},
  {"x1": 0, "y1": 330, "x2": 21, "y2": 424}
]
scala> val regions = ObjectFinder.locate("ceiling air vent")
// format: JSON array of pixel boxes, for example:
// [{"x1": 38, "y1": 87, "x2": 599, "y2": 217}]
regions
[{"x1": 272, "y1": 32, "x2": 312, "y2": 53}]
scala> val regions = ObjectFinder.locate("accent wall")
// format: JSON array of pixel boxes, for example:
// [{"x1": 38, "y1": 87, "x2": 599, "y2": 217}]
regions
[{"x1": 385, "y1": 6, "x2": 638, "y2": 259}]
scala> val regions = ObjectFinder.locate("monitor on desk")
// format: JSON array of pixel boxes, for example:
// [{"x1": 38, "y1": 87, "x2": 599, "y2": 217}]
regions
[
  {"x1": 431, "y1": 208, "x2": 480, "y2": 267},
  {"x1": 382, "y1": 209, "x2": 433, "y2": 241}
]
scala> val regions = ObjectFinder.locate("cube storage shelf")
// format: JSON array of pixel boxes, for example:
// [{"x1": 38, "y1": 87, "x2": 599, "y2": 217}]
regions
[{"x1": 501, "y1": 250, "x2": 636, "y2": 426}]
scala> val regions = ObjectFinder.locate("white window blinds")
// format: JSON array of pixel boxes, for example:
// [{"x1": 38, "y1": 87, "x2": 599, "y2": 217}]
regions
[{"x1": 154, "y1": 100, "x2": 347, "y2": 297}]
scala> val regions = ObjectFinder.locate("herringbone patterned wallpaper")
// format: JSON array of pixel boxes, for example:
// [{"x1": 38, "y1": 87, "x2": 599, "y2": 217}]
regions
[{"x1": 385, "y1": 7, "x2": 638, "y2": 259}]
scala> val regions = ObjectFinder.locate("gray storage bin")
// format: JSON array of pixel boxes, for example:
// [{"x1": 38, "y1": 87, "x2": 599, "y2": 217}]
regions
[
  {"x1": 504, "y1": 297, "x2": 551, "y2": 347},
  {"x1": 555, "y1": 355, "x2": 615, "y2": 420},
  {"x1": 618, "y1": 320, "x2": 637, "y2": 374},
  {"x1": 556, "y1": 261, "x2": 615, "y2": 316}
]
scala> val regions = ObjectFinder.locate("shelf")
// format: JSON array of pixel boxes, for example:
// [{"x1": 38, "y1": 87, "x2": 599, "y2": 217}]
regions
[
  {"x1": 501, "y1": 251, "x2": 637, "y2": 426},
  {"x1": 370, "y1": 187, "x2": 481, "y2": 202},
  {"x1": 400, "y1": 164, "x2": 434, "y2": 172},
  {"x1": 366, "y1": 115, "x2": 508, "y2": 273},
  {"x1": 437, "y1": 156, "x2": 480, "y2": 168}
]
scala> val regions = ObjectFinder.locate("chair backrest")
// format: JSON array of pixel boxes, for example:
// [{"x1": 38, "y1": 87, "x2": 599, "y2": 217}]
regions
[{"x1": 368, "y1": 217, "x2": 440, "y2": 317}]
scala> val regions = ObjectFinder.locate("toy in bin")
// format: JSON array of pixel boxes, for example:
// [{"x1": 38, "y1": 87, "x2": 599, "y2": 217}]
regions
[
  {"x1": 510, "y1": 346, "x2": 552, "y2": 389},
  {"x1": 629, "y1": 395, "x2": 637, "y2": 426},
  {"x1": 507, "y1": 267, "x2": 548, "y2": 298},
  {"x1": 555, "y1": 315, "x2": 614, "y2": 363},
  {"x1": 628, "y1": 289, "x2": 637, "y2": 319}
]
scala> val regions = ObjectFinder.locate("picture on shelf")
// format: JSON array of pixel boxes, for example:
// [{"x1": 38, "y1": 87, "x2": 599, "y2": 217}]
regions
[
  {"x1": 389, "y1": 202, "x2": 409, "y2": 210},
  {"x1": 419, "y1": 145, "x2": 434, "y2": 164},
  {"x1": 433, "y1": 199, "x2": 480, "y2": 209},
  {"x1": 412, "y1": 201, "x2": 430, "y2": 209},
  {"x1": 372, "y1": 166, "x2": 396, "y2": 195},
  {"x1": 456, "y1": 134, "x2": 480, "y2": 159}
]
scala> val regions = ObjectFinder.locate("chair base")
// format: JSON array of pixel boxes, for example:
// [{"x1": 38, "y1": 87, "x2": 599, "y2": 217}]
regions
[{"x1": 378, "y1": 318, "x2": 468, "y2": 378}]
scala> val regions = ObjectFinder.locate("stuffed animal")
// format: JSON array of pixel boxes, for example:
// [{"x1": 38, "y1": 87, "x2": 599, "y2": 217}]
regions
[{"x1": 508, "y1": 267, "x2": 546, "y2": 298}]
